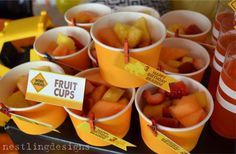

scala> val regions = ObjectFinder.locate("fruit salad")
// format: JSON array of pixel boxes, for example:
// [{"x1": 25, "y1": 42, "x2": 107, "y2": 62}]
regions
[
  {"x1": 72, "y1": 71, "x2": 130, "y2": 119},
  {"x1": 74, "y1": 11, "x2": 100, "y2": 23},
  {"x1": 47, "y1": 33, "x2": 84, "y2": 57},
  {"x1": 4, "y1": 66, "x2": 51, "y2": 108},
  {"x1": 96, "y1": 17, "x2": 152, "y2": 48},
  {"x1": 142, "y1": 81, "x2": 208, "y2": 128},
  {"x1": 159, "y1": 47, "x2": 204, "y2": 73},
  {"x1": 168, "y1": 24, "x2": 203, "y2": 35}
]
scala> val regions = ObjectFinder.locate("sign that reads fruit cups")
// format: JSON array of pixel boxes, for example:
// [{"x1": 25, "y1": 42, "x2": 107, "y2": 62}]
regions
[{"x1": 26, "y1": 69, "x2": 86, "y2": 110}]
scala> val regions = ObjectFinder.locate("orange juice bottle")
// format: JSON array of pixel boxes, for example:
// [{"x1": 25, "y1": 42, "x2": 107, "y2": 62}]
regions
[
  {"x1": 210, "y1": 41, "x2": 236, "y2": 139},
  {"x1": 208, "y1": 30, "x2": 236, "y2": 98}
]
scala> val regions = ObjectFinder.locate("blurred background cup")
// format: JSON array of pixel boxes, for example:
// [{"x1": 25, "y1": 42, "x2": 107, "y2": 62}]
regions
[
  {"x1": 64, "y1": 3, "x2": 112, "y2": 31},
  {"x1": 115, "y1": 5, "x2": 160, "y2": 19},
  {"x1": 208, "y1": 30, "x2": 236, "y2": 98},
  {"x1": 159, "y1": 38, "x2": 210, "y2": 82},
  {"x1": 135, "y1": 75, "x2": 214, "y2": 153},
  {"x1": 91, "y1": 12, "x2": 166, "y2": 88},
  {"x1": 34, "y1": 26, "x2": 91, "y2": 73},
  {"x1": 210, "y1": 41, "x2": 236, "y2": 139},
  {"x1": 64, "y1": 68, "x2": 135, "y2": 146},
  {"x1": 0, "y1": 61, "x2": 67, "y2": 135},
  {"x1": 160, "y1": 10, "x2": 212, "y2": 42}
]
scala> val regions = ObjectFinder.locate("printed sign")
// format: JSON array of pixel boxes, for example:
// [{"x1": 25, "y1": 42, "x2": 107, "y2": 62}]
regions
[{"x1": 26, "y1": 70, "x2": 86, "y2": 110}]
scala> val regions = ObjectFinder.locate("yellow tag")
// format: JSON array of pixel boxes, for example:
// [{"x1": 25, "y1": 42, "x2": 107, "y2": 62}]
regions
[
  {"x1": 229, "y1": 0, "x2": 236, "y2": 12},
  {"x1": 0, "y1": 112, "x2": 11, "y2": 127},
  {"x1": 155, "y1": 130, "x2": 189, "y2": 154},
  {"x1": 0, "y1": 64, "x2": 10, "y2": 77},
  {"x1": 78, "y1": 122, "x2": 136, "y2": 151},
  {"x1": 10, "y1": 113, "x2": 60, "y2": 133},
  {"x1": 115, "y1": 53, "x2": 177, "y2": 92},
  {"x1": 30, "y1": 49, "x2": 41, "y2": 61},
  {"x1": 102, "y1": 87, "x2": 125, "y2": 102},
  {"x1": 26, "y1": 70, "x2": 86, "y2": 110}
]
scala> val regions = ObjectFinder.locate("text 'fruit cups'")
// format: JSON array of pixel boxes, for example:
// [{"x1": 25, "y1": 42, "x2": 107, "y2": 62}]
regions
[
  {"x1": 135, "y1": 75, "x2": 214, "y2": 153},
  {"x1": 34, "y1": 26, "x2": 91, "y2": 73},
  {"x1": 91, "y1": 12, "x2": 166, "y2": 88},
  {"x1": 159, "y1": 38, "x2": 210, "y2": 82},
  {"x1": 161, "y1": 10, "x2": 211, "y2": 42},
  {"x1": 65, "y1": 68, "x2": 135, "y2": 146},
  {"x1": 0, "y1": 61, "x2": 67, "y2": 135}
]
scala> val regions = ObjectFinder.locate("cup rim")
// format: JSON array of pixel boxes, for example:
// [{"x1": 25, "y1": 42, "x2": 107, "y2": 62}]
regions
[
  {"x1": 115, "y1": 5, "x2": 160, "y2": 18},
  {"x1": 1, "y1": 61, "x2": 64, "y2": 111},
  {"x1": 34, "y1": 26, "x2": 91, "y2": 60},
  {"x1": 64, "y1": 68, "x2": 136, "y2": 122},
  {"x1": 161, "y1": 37, "x2": 210, "y2": 76},
  {"x1": 90, "y1": 12, "x2": 166, "y2": 53},
  {"x1": 64, "y1": 3, "x2": 112, "y2": 27},
  {"x1": 87, "y1": 41, "x2": 97, "y2": 63},
  {"x1": 160, "y1": 10, "x2": 212, "y2": 38},
  {"x1": 135, "y1": 75, "x2": 214, "y2": 132}
]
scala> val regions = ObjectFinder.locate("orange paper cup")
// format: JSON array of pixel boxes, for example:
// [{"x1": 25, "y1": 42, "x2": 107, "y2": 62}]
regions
[
  {"x1": 161, "y1": 38, "x2": 210, "y2": 82},
  {"x1": 115, "y1": 5, "x2": 160, "y2": 19},
  {"x1": 0, "y1": 61, "x2": 67, "y2": 135},
  {"x1": 64, "y1": 3, "x2": 112, "y2": 31},
  {"x1": 88, "y1": 41, "x2": 98, "y2": 67},
  {"x1": 91, "y1": 12, "x2": 166, "y2": 88},
  {"x1": 160, "y1": 10, "x2": 212, "y2": 42},
  {"x1": 135, "y1": 75, "x2": 214, "y2": 153},
  {"x1": 65, "y1": 68, "x2": 135, "y2": 146},
  {"x1": 34, "y1": 26, "x2": 91, "y2": 72}
]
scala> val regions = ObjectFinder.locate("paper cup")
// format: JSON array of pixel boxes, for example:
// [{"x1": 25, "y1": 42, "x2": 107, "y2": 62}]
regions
[
  {"x1": 115, "y1": 5, "x2": 160, "y2": 19},
  {"x1": 160, "y1": 10, "x2": 212, "y2": 42},
  {"x1": 34, "y1": 26, "x2": 91, "y2": 72},
  {"x1": 65, "y1": 68, "x2": 135, "y2": 146},
  {"x1": 91, "y1": 12, "x2": 166, "y2": 88},
  {"x1": 135, "y1": 75, "x2": 214, "y2": 153},
  {"x1": 64, "y1": 3, "x2": 112, "y2": 31},
  {"x1": 161, "y1": 38, "x2": 210, "y2": 82},
  {"x1": 0, "y1": 61, "x2": 67, "y2": 135},
  {"x1": 88, "y1": 41, "x2": 98, "y2": 67}
]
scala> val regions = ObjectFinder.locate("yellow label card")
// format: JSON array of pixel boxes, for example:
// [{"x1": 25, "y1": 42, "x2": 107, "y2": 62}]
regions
[
  {"x1": 0, "y1": 64, "x2": 10, "y2": 77},
  {"x1": 155, "y1": 130, "x2": 189, "y2": 154},
  {"x1": 78, "y1": 122, "x2": 136, "y2": 151},
  {"x1": 26, "y1": 70, "x2": 85, "y2": 110},
  {"x1": 115, "y1": 53, "x2": 177, "y2": 92},
  {"x1": 229, "y1": 0, "x2": 236, "y2": 12},
  {"x1": 10, "y1": 113, "x2": 60, "y2": 133}
]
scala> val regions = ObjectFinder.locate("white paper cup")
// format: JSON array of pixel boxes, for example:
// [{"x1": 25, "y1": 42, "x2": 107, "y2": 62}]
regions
[
  {"x1": 64, "y1": 3, "x2": 112, "y2": 30},
  {"x1": 160, "y1": 38, "x2": 210, "y2": 82},
  {"x1": 88, "y1": 41, "x2": 98, "y2": 67},
  {"x1": 135, "y1": 75, "x2": 214, "y2": 153},
  {"x1": 34, "y1": 26, "x2": 91, "y2": 71},
  {"x1": 0, "y1": 61, "x2": 67, "y2": 135},
  {"x1": 64, "y1": 68, "x2": 135, "y2": 146},
  {"x1": 116, "y1": 5, "x2": 160, "y2": 19},
  {"x1": 160, "y1": 10, "x2": 212, "y2": 42}
]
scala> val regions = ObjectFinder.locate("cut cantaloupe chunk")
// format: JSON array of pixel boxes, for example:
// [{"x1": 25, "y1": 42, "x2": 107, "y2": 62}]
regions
[
  {"x1": 143, "y1": 101, "x2": 170, "y2": 118},
  {"x1": 57, "y1": 33, "x2": 76, "y2": 51},
  {"x1": 88, "y1": 100, "x2": 126, "y2": 119},
  {"x1": 75, "y1": 11, "x2": 99, "y2": 23},
  {"x1": 169, "y1": 94, "x2": 202, "y2": 119},
  {"x1": 118, "y1": 97, "x2": 129, "y2": 105},
  {"x1": 178, "y1": 108, "x2": 207, "y2": 127},
  {"x1": 159, "y1": 60, "x2": 179, "y2": 73},
  {"x1": 52, "y1": 44, "x2": 68, "y2": 56},
  {"x1": 84, "y1": 72, "x2": 110, "y2": 86},
  {"x1": 85, "y1": 80, "x2": 95, "y2": 95},
  {"x1": 5, "y1": 91, "x2": 30, "y2": 108},
  {"x1": 193, "y1": 91, "x2": 208, "y2": 108},
  {"x1": 102, "y1": 87, "x2": 125, "y2": 102},
  {"x1": 160, "y1": 47, "x2": 189, "y2": 62},
  {"x1": 17, "y1": 75, "x2": 28, "y2": 96},
  {"x1": 90, "y1": 85, "x2": 107, "y2": 103}
]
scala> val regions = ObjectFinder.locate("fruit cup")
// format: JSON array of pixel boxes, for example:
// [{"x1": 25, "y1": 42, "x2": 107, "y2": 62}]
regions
[
  {"x1": 88, "y1": 41, "x2": 98, "y2": 67},
  {"x1": 34, "y1": 26, "x2": 91, "y2": 72},
  {"x1": 160, "y1": 10, "x2": 211, "y2": 42},
  {"x1": 0, "y1": 61, "x2": 67, "y2": 135},
  {"x1": 159, "y1": 38, "x2": 210, "y2": 82},
  {"x1": 65, "y1": 68, "x2": 135, "y2": 146},
  {"x1": 135, "y1": 75, "x2": 214, "y2": 153},
  {"x1": 91, "y1": 12, "x2": 166, "y2": 88},
  {"x1": 64, "y1": 3, "x2": 112, "y2": 31},
  {"x1": 115, "y1": 5, "x2": 160, "y2": 19}
]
